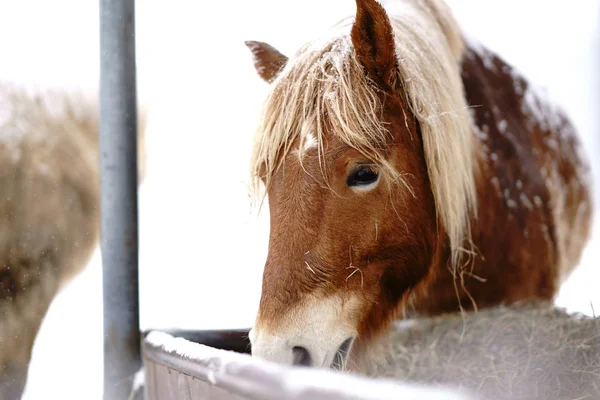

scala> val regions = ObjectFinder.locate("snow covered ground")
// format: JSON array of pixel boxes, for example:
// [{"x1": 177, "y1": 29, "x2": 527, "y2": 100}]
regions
[{"x1": 0, "y1": 0, "x2": 596, "y2": 399}]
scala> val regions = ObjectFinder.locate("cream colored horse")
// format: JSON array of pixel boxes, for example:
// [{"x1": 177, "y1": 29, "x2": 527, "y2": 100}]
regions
[{"x1": 0, "y1": 82, "x2": 147, "y2": 400}]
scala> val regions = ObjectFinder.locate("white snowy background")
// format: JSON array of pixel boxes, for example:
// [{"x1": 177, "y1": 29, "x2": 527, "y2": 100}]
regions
[{"x1": 0, "y1": 0, "x2": 597, "y2": 398}]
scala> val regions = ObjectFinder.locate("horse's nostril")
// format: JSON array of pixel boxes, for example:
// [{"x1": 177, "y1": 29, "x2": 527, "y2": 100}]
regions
[
  {"x1": 292, "y1": 346, "x2": 312, "y2": 366},
  {"x1": 331, "y1": 337, "x2": 354, "y2": 370}
]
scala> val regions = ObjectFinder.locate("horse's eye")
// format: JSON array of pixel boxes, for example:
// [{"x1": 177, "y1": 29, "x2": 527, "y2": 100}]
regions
[{"x1": 347, "y1": 165, "x2": 379, "y2": 188}]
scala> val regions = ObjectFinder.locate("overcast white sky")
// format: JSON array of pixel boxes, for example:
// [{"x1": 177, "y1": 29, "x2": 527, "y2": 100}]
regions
[{"x1": 0, "y1": 1, "x2": 597, "y2": 399}]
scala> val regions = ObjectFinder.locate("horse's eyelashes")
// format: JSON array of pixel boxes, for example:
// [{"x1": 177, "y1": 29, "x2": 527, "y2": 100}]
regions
[{"x1": 347, "y1": 165, "x2": 379, "y2": 188}]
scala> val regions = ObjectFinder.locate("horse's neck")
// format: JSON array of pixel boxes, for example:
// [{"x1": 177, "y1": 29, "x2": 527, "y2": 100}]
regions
[
  {"x1": 407, "y1": 39, "x2": 575, "y2": 316},
  {"x1": 457, "y1": 39, "x2": 589, "y2": 303}
]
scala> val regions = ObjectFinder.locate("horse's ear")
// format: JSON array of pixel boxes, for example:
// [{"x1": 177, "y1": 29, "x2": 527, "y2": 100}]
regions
[
  {"x1": 351, "y1": 0, "x2": 399, "y2": 91},
  {"x1": 244, "y1": 41, "x2": 289, "y2": 83}
]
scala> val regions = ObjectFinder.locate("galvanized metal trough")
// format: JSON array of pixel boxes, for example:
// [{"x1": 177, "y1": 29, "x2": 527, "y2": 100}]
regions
[{"x1": 132, "y1": 303, "x2": 600, "y2": 400}]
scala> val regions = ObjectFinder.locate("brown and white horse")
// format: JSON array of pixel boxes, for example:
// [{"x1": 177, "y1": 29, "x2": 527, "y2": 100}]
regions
[{"x1": 244, "y1": 0, "x2": 593, "y2": 372}]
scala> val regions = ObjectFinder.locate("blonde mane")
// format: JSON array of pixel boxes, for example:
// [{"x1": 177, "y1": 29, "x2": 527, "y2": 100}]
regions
[{"x1": 249, "y1": 0, "x2": 477, "y2": 268}]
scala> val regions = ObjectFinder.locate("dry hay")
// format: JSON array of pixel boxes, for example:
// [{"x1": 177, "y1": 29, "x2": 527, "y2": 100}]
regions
[{"x1": 364, "y1": 301, "x2": 600, "y2": 400}]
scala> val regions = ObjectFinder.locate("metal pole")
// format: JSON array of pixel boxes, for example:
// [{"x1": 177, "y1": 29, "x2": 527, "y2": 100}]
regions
[{"x1": 99, "y1": 0, "x2": 141, "y2": 399}]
